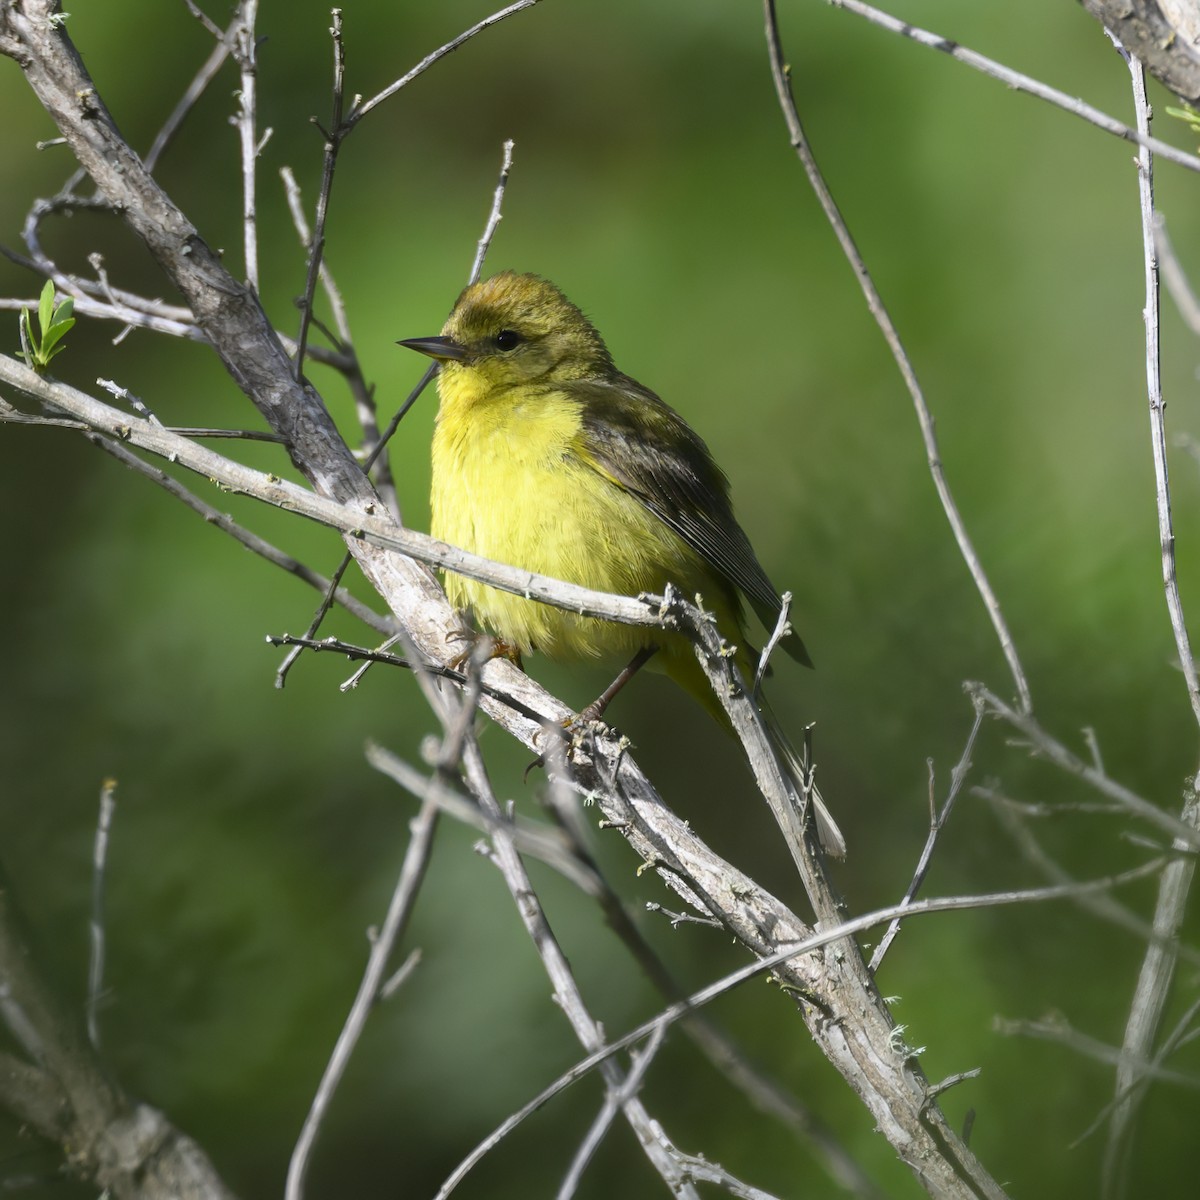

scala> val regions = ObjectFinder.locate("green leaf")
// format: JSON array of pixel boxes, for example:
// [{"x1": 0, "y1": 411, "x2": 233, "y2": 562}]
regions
[
  {"x1": 40, "y1": 317, "x2": 76, "y2": 355},
  {"x1": 37, "y1": 279, "x2": 55, "y2": 336},
  {"x1": 54, "y1": 296, "x2": 74, "y2": 323}
]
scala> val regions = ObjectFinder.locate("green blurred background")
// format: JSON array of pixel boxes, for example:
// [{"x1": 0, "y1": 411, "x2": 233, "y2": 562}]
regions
[{"x1": 3, "y1": 1, "x2": 1200, "y2": 1196}]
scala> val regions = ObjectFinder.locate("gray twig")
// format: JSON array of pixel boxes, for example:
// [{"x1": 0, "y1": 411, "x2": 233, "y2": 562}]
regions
[
  {"x1": 555, "y1": 1023, "x2": 667, "y2": 1200},
  {"x1": 831, "y1": 0, "x2": 1200, "y2": 175},
  {"x1": 232, "y1": 0, "x2": 265, "y2": 292},
  {"x1": 83, "y1": 433, "x2": 394, "y2": 636},
  {"x1": 971, "y1": 682, "x2": 1200, "y2": 849},
  {"x1": 283, "y1": 790, "x2": 441, "y2": 1200},
  {"x1": 350, "y1": 2, "x2": 543, "y2": 127},
  {"x1": 146, "y1": 2, "x2": 240, "y2": 171},
  {"x1": 1154, "y1": 214, "x2": 1200, "y2": 335},
  {"x1": 981, "y1": 786, "x2": 1200, "y2": 968},
  {"x1": 1102, "y1": 53, "x2": 1200, "y2": 1196},
  {"x1": 469, "y1": 139, "x2": 516, "y2": 284},
  {"x1": 439, "y1": 860, "x2": 1165, "y2": 1197},
  {"x1": 763, "y1": 0, "x2": 1032, "y2": 713},
  {"x1": 86, "y1": 779, "x2": 117, "y2": 1051},
  {"x1": 869, "y1": 696, "x2": 985, "y2": 971}
]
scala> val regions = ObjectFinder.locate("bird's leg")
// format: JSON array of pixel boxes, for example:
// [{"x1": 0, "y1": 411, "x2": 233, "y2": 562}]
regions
[
  {"x1": 445, "y1": 626, "x2": 523, "y2": 673},
  {"x1": 576, "y1": 645, "x2": 659, "y2": 724},
  {"x1": 524, "y1": 645, "x2": 659, "y2": 783}
]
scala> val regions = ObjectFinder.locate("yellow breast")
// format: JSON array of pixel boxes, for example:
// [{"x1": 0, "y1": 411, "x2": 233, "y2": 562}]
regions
[{"x1": 429, "y1": 371, "x2": 716, "y2": 665}]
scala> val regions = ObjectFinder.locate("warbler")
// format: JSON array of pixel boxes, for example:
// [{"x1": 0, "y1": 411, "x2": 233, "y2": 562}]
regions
[{"x1": 400, "y1": 272, "x2": 843, "y2": 855}]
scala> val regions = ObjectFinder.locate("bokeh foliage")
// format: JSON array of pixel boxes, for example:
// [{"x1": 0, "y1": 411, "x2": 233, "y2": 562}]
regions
[{"x1": 2, "y1": 1, "x2": 1200, "y2": 1196}]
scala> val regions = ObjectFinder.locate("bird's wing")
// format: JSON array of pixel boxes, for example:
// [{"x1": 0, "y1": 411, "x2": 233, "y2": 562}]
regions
[{"x1": 567, "y1": 374, "x2": 811, "y2": 666}]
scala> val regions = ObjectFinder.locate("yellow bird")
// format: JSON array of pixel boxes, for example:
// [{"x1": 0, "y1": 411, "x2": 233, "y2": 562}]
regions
[{"x1": 400, "y1": 272, "x2": 843, "y2": 856}]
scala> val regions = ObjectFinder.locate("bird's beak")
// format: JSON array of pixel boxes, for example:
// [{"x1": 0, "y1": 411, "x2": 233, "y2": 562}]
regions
[{"x1": 396, "y1": 335, "x2": 470, "y2": 363}]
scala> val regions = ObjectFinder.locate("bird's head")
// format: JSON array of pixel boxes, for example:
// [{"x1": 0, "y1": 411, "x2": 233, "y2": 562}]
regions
[{"x1": 399, "y1": 272, "x2": 614, "y2": 393}]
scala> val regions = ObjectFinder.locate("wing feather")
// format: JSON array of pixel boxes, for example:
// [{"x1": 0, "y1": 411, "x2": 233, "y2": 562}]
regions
[{"x1": 566, "y1": 374, "x2": 811, "y2": 666}]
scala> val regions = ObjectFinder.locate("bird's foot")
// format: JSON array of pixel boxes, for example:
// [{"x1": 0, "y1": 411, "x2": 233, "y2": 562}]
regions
[
  {"x1": 445, "y1": 627, "x2": 523, "y2": 674},
  {"x1": 523, "y1": 709, "x2": 616, "y2": 783}
]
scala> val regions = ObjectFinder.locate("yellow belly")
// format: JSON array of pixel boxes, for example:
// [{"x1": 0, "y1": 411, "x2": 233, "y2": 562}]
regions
[{"x1": 429, "y1": 385, "x2": 740, "y2": 681}]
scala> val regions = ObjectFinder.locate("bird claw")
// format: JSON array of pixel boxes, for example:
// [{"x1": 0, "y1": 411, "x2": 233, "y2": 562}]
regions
[
  {"x1": 444, "y1": 628, "x2": 523, "y2": 673},
  {"x1": 524, "y1": 710, "x2": 612, "y2": 782}
]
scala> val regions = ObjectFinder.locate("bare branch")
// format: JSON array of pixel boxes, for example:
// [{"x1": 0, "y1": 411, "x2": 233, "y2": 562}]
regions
[
  {"x1": 1124, "y1": 55, "x2": 1200, "y2": 730},
  {"x1": 0, "y1": 354, "x2": 660, "y2": 633},
  {"x1": 0, "y1": 862, "x2": 239, "y2": 1198},
  {"x1": 982, "y1": 787, "x2": 1200, "y2": 968},
  {"x1": 278, "y1": 164, "x2": 401, "y2": 510},
  {"x1": 456, "y1": 740, "x2": 703, "y2": 1199},
  {"x1": 284, "y1": 790, "x2": 441, "y2": 1200},
  {"x1": 972, "y1": 683, "x2": 1200, "y2": 849},
  {"x1": 83, "y1": 432, "x2": 394, "y2": 636},
  {"x1": 469, "y1": 139, "x2": 515, "y2": 284},
  {"x1": 440, "y1": 862, "x2": 1165, "y2": 1199},
  {"x1": 1102, "y1": 55, "x2": 1200, "y2": 1194},
  {"x1": 869, "y1": 696, "x2": 986, "y2": 971},
  {"x1": 832, "y1": 0, "x2": 1200, "y2": 175},
  {"x1": 86, "y1": 778, "x2": 117, "y2": 1051},
  {"x1": 350, "y1": 1, "x2": 544, "y2": 127},
  {"x1": 1154, "y1": 214, "x2": 1200, "y2": 334},
  {"x1": 555, "y1": 1023, "x2": 668, "y2": 1200},
  {"x1": 146, "y1": 3, "x2": 240, "y2": 172},
  {"x1": 232, "y1": 0, "x2": 265, "y2": 291},
  {"x1": 764, "y1": 0, "x2": 1033, "y2": 713},
  {"x1": 996, "y1": 1014, "x2": 1200, "y2": 1090}
]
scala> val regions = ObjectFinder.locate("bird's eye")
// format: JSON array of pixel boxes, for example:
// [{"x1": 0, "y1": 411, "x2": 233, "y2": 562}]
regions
[{"x1": 494, "y1": 329, "x2": 520, "y2": 351}]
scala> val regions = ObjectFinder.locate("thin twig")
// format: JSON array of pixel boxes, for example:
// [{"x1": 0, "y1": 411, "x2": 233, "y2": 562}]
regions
[
  {"x1": 830, "y1": 0, "x2": 1200, "y2": 176},
  {"x1": 971, "y1": 682, "x2": 1200, "y2": 850},
  {"x1": 869, "y1": 695, "x2": 986, "y2": 971},
  {"x1": 674, "y1": 1153, "x2": 786, "y2": 1200},
  {"x1": 292, "y1": 8, "x2": 346, "y2": 377},
  {"x1": 278, "y1": 165, "x2": 398, "y2": 514},
  {"x1": 146, "y1": 3, "x2": 240, "y2": 172},
  {"x1": 364, "y1": 363, "x2": 437, "y2": 471},
  {"x1": 368, "y1": 744, "x2": 595, "y2": 892},
  {"x1": 753, "y1": 591, "x2": 792, "y2": 694},
  {"x1": 378, "y1": 947, "x2": 421, "y2": 1002},
  {"x1": 283, "y1": 789, "x2": 441, "y2": 1200},
  {"x1": 274, "y1": 551, "x2": 355, "y2": 688},
  {"x1": 1154, "y1": 214, "x2": 1200, "y2": 335},
  {"x1": 456, "y1": 736, "x2": 701, "y2": 1199},
  {"x1": 181, "y1": 0, "x2": 224, "y2": 41},
  {"x1": 996, "y1": 1015, "x2": 1200, "y2": 1090},
  {"x1": 763, "y1": 0, "x2": 1032, "y2": 713},
  {"x1": 981, "y1": 786, "x2": 1200, "y2": 968},
  {"x1": 339, "y1": 631, "x2": 401, "y2": 691},
  {"x1": 436, "y1": 858, "x2": 1166, "y2": 1197},
  {"x1": 469, "y1": 139, "x2": 515, "y2": 284},
  {"x1": 1103, "y1": 51, "x2": 1200, "y2": 1196},
  {"x1": 85, "y1": 778, "x2": 117, "y2": 1050},
  {"x1": 555, "y1": 1023, "x2": 667, "y2": 1200},
  {"x1": 1074, "y1": 995, "x2": 1200, "y2": 1149},
  {"x1": 84, "y1": 433, "x2": 394, "y2": 635},
  {"x1": 1126, "y1": 64, "x2": 1200, "y2": 730},
  {"x1": 349, "y1": 1, "x2": 543, "y2": 127},
  {"x1": 233, "y1": 0, "x2": 265, "y2": 291}
]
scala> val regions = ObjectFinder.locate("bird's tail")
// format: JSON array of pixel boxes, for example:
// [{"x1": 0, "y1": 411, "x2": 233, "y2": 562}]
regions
[{"x1": 761, "y1": 702, "x2": 847, "y2": 860}]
